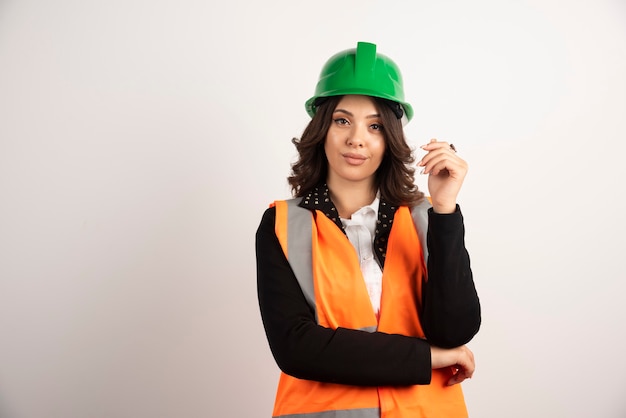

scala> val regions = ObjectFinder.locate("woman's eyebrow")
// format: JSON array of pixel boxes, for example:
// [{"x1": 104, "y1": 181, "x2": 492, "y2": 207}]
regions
[
  {"x1": 333, "y1": 108, "x2": 353, "y2": 116},
  {"x1": 333, "y1": 109, "x2": 380, "y2": 118}
]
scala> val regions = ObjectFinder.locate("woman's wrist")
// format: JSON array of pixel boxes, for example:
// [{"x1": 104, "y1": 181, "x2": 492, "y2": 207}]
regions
[{"x1": 431, "y1": 203, "x2": 457, "y2": 214}]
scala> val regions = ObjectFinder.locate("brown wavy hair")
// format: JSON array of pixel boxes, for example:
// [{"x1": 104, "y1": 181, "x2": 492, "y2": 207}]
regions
[{"x1": 287, "y1": 95, "x2": 424, "y2": 207}]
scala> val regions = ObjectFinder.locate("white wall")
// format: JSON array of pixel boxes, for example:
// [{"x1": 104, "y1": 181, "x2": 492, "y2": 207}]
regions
[{"x1": 1, "y1": 0, "x2": 625, "y2": 417}]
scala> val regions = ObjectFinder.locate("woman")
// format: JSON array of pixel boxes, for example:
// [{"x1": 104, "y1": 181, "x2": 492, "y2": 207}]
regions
[{"x1": 256, "y1": 41, "x2": 481, "y2": 418}]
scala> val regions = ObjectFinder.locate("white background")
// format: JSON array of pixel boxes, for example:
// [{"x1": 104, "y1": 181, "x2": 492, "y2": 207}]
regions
[{"x1": 1, "y1": 0, "x2": 625, "y2": 417}]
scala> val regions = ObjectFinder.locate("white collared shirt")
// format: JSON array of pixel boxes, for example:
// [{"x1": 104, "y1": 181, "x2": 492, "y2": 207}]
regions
[{"x1": 340, "y1": 197, "x2": 383, "y2": 318}]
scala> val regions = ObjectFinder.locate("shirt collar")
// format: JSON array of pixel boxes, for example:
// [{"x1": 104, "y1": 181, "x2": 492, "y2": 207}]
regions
[
  {"x1": 298, "y1": 184, "x2": 398, "y2": 267},
  {"x1": 298, "y1": 184, "x2": 343, "y2": 231},
  {"x1": 348, "y1": 195, "x2": 379, "y2": 220}
]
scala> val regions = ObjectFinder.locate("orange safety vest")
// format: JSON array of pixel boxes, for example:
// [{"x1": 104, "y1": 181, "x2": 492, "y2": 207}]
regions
[{"x1": 271, "y1": 198, "x2": 468, "y2": 418}]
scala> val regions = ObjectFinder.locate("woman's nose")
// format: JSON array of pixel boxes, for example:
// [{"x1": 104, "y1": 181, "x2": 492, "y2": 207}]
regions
[{"x1": 346, "y1": 127, "x2": 365, "y2": 148}]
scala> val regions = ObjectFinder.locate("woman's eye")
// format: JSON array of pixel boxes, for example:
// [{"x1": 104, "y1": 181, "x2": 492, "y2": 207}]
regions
[
  {"x1": 333, "y1": 118, "x2": 349, "y2": 125},
  {"x1": 370, "y1": 123, "x2": 383, "y2": 131}
]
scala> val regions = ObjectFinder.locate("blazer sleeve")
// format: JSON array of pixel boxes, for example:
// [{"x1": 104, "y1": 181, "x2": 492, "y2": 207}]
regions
[
  {"x1": 421, "y1": 205, "x2": 481, "y2": 348},
  {"x1": 256, "y1": 207, "x2": 433, "y2": 386}
]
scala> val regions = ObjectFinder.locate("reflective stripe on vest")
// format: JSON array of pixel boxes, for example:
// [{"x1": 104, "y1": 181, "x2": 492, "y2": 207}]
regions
[
  {"x1": 271, "y1": 198, "x2": 467, "y2": 418},
  {"x1": 275, "y1": 408, "x2": 379, "y2": 418}
]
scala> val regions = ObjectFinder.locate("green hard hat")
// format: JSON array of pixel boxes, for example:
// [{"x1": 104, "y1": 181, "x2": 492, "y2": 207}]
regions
[{"x1": 305, "y1": 41, "x2": 414, "y2": 122}]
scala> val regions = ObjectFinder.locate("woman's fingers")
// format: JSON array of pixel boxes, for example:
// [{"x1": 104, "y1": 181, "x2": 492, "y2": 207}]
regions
[
  {"x1": 418, "y1": 138, "x2": 465, "y2": 176},
  {"x1": 421, "y1": 154, "x2": 466, "y2": 177},
  {"x1": 447, "y1": 368, "x2": 472, "y2": 386},
  {"x1": 449, "y1": 346, "x2": 475, "y2": 385}
]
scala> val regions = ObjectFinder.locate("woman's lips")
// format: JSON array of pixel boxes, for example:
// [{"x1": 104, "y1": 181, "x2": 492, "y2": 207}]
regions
[{"x1": 342, "y1": 152, "x2": 367, "y2": 165}]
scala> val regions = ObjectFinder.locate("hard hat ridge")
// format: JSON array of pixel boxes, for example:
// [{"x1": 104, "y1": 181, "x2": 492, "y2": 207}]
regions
[{"x1": 355, "y1": 41, "x2": 377, "y2": 82}]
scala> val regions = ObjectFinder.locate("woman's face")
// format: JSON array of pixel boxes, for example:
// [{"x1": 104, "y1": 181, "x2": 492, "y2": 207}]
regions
[{"x1": 324, "y1": 95, "x2": 386, "y2": 187}]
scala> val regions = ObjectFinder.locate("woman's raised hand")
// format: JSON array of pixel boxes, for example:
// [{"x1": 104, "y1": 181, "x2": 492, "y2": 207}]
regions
[{"x1": 418, "y1": 138, "x2": 468, "y2": 214}]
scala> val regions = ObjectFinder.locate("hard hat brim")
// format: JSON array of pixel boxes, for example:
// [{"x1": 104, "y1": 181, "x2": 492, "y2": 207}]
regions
[{"x1": 305, "y1": 92, "x2": 414, "y2": 122}]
